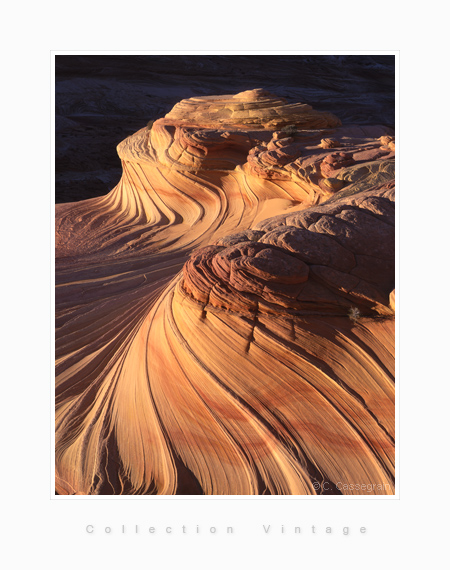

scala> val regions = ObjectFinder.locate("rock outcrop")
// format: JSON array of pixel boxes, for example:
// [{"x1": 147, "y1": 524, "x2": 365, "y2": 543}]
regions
[
  {"x1": 55, "y1": 89, "x2": 395, "y2": 495},
  {"x1": 55, "y1": 55, "x2": 395, "y2": 203}
]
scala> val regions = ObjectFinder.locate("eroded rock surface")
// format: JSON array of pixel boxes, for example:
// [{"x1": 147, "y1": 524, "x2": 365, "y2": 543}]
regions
[
  {"x1": 55, "y1": 89, "x2": 395, "y2": 496},
  {"x1": 55, "y1": 55, "x2": 395, "y2": 203},
  {"x1": 183, "y1": 183, "x2": 394, "y2": 318}
]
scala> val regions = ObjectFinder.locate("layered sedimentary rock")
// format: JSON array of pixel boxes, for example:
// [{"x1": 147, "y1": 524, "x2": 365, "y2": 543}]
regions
[
  {"x1": 55, "y1": 55, "x2": 395, "y2": 203},
  {"x1": 55, "y1": 89, "x2": 395, "y2": 495},
  {"x1": 183, "y1": 183, "x2": 394, "y2": 318},
  {"x1": 164, "y1": 89, "x2": 341, "y2": 130}
]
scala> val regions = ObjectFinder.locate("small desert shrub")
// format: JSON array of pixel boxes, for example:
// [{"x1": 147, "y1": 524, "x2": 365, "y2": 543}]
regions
[
  {"x1": 348, "y1": 306, "x2": 361, "y2": 323},
  {"x1": 281, "y1": 124, "x2": 298, "y2": 136}
]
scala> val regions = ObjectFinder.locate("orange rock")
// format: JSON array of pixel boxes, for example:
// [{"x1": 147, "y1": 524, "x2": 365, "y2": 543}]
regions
[
  {"x1": 320, "y1": 138, "x2": 340, "y2": 149},
  {"x1": 379, "y1": 135, "x2": 394, "y2": 146},
  {"x1": 319, "y1": 177, "x2": 344, "y2": 192},
  {"x1": 55, "y1": 90, "x2": 395, "y2": 496},
  {"x1": 390, "y1": 289, "x2": 395, "y2": 311}
]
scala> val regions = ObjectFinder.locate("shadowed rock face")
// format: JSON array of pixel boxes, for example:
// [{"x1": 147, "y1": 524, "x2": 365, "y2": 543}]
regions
[{"x1": 55, "y1": 89, "x2": 395, "y2": 496}]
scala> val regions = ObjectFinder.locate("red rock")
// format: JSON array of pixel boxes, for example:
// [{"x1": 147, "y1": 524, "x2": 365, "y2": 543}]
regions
[{"x1": 320, "y1": 152, "x2": 356, "y2": 178}]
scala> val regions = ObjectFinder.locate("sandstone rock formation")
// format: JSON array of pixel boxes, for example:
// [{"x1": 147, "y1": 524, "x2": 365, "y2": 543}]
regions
[
  {"x1": 55, "y1": 55, "x2": 395, "y2": 203},
  {"x1": 55, "y1": 89, "x2": 395, "y2": 495}
]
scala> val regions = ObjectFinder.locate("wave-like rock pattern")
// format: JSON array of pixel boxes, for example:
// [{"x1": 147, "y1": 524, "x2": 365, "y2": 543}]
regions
[
  {"x1": 55, "y1": 90, "x2": 395, "y2": 495},
  {"x1": 183, "y1": 184, "x2": 395, "y2": 317}
]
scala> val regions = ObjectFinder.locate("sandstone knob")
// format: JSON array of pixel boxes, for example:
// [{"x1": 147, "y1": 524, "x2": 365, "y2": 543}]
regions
[
  {"x1": 323, "y1": 177, "x2": 344, "y2": 191},
  {"x1": 232, "y1": 88, "x2": 276, "y2": 101},
  {"x1": 320, "y1": 138, "x2": 340, "y2": 149},
  {"x1": 379, "y1": 135, "x2": 394, "y2": 146}
]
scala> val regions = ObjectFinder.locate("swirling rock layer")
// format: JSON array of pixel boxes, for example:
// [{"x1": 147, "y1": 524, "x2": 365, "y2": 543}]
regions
[
  {"x1": 183, "y1": 184, "x2": 394, "y2": 317},
  {"x1": 55, "y1": 90, "x2": 395, "y2": 495},
  {"x1": 56, "y1": 55, "x2": 395, "y2": 203}
]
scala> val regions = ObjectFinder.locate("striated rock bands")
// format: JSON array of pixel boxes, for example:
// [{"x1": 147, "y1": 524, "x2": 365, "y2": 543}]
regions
[
  {"x1": 55, "y1": 89, "x2": 395, "y2": 496},
  {"x1": 182, "y1": 184, "x2": 394, "y2": 318},
  {"x1": 165, "y1": 89, "x2": 342, "y2": 130}
]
